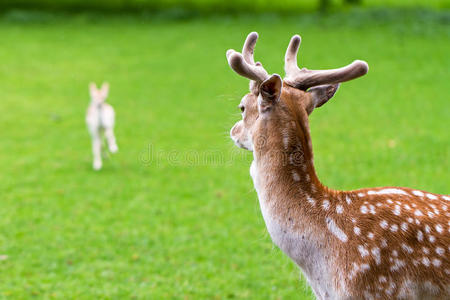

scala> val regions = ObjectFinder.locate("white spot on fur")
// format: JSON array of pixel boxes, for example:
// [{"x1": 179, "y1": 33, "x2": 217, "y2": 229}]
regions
[
  {"x1": 435, "y1": 224, "x2": 443, "y2": 233},
  {"x1": 336, "y1": 205, "x2": 344, "y2": 214},
  {"x1": 306, "y1": 195, "x2": 316, "y2": 207},
  {"x1": 414, "y1": 209, "x2": 423, "y2": 216},
  {"x1": 379, "y1": 276, "x2": 387, "y2": 283},
  {"x1": 368, "y1": 188, "x2": 409, "y2": 196},
  {"x1": 346, "y1": 196, "x2": 352, "y2": 204},
  {"x1": 354, "y1": 227, "x2": 361, "y2": 235},
  {"x1": 404, "y1": 204, "x2": 411, "y2": 210},
  {"x1": 401, "y1": 222, "x2": 408, "y2": 232},
  {"x1": 401, "y1": 243, "x2": 413, "y2": 254},
  {"x1": 394, "y1": 205, "x2": 401, "y2": 216},
  {"x1": 386, "y1": 282, "x2": 396, "y2": 296},
  {"x1": 349, "y1": 262, "x2": 370, "y2": 279},
  {"x1": 360, "y1": 205, "x2": 368, "y2": 214},
  {"x1": 360, "y1": 263, "x2": 370, "y2": 272},
  {"x1": 426, "y1": 193, "x2": 437, "y2": 200},
  {"x1": 371, "y1": 247, "x2": 381, "y2": 265},
  {"x1": 436, "y1": 247, "x2": 444, "y2": 256},
  {"x1": 417, "y1": 230, "x2": 424, "y2": 242},
  {"x1": 407, "y1": 217, "x2": 413, "y2": 223},
  {"x1": 282, "y1": 130, "x2": 289, "y2": 150},
  {"x1": 367, "y1": 232, "x2": 374, "y2": 239},
  {"x1": 349, "y1": 263, "x2": 359, "y2": 279},
  {"x1": 291, "y1": 170, "x2": 300, "y2": 182},
  {"x1": 412, "y1": 190, "x2": 424, "y2": 197},
  {"x1": 326, "y1": 217, "x2": 348, "y2": 242},
  {"x1": 432, "y1": 258, "x2": 441, "y2": 267},
  {"x1": 358, "y1": 192, "x2": 365, "y2": 197},
  {"x1": 369, "y1": 205, "x2": 376, "y2": 214},
  {"x1": 427, "y1": 211, "x2": 435, "y2": 218},
  {"x1": 390, "y1": 258, "x2": 406, "y2": 271},
  {"x1": 425, "y1": 225, "x2": 431, "y2": 233},
  {"x1": 423, "y1": 247, "x2": 430, "y2": 254},
  {"x1": 390, "y1": 224, "x2": 398, "y2": 232},
  {"x1": 380, "y1": 220, "x2": 388, "y2": 229},
  {"x1": 358, "y1": 245, "x2": 369, "y2": 257},
  {"x1": 381, "y1": 238, "x2": 388, "y2": 248},
  {"x1": 422, "y1": 257, "x2": 430, "y2": 267},
  {"x1": 442, "y1": 195, "x2": 450, "y2": 201},
  {"x1": 428, "y1": 235, "x2": 436, "y2": 243},
  {"x1": 387, "y1": 199, "x2": 393, "y2": 204},
  {"x1": 322, "y1": 200, "x2": 330, "y2": 211}
]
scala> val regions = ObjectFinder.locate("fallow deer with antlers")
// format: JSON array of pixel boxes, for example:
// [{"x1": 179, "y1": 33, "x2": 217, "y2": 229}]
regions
[{"x1": 227, "y1": 32, "x2": 449, "y2": 299}]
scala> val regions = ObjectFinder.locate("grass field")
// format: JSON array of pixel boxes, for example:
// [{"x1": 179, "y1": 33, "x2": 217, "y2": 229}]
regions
[{"x1": 0, "y1": 8, "x2": 448, "y2": 299}]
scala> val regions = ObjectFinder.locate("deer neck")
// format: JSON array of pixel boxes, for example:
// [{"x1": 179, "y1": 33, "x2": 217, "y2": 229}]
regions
[
  {"x1": 250, "y1": 112, "x2": 339, "y2": 296},
  {"x1": 251, "y1": 106, "x2": 331, "y2": 208}
]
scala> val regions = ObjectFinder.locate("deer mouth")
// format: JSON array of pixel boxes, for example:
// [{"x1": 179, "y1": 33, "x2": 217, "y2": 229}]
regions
[{"x1": 230, "y1": 132, "x2": 253, "y2": 151}]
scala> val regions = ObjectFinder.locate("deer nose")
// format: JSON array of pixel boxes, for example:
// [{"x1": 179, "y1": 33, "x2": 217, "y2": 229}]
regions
[
  {"x1": 230, "y1": 122, "x2": 242, "y2": 140},
  {"x1": 230, "y1": 125, "x2": 237, "y2": 142}
]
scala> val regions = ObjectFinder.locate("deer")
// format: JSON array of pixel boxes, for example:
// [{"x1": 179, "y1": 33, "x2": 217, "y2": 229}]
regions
[
  {"x1": 86, "y1": 82, "x2": 118, "y2": 170},
  {"x1": 226, "y1": 32, "x2": 449, "y2": 300}
]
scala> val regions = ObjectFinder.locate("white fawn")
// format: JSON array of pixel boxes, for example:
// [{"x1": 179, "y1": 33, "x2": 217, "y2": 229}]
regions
[
  {"x1": 86, "y1": 82, "x2": 118, "y2": 170},
  {"x1": 227, "y1": 32, "x2": 449, "y2": 299}
]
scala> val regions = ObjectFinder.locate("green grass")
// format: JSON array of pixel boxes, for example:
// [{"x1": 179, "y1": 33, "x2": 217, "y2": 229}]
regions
[{"x1": 0, "y1": 9, "x2": 448, "y2": 299}]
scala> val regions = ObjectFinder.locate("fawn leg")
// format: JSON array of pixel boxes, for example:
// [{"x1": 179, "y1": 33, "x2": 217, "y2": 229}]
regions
[
  {"x1": 92, "y1": 133, "x2": 102, "y2": 170},
  {"x1": 105, "y1": 127, "x2": 118, "y2": 153}
]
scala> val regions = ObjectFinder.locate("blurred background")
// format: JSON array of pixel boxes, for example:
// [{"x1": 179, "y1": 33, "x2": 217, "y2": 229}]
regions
[{"x1": 0, "y1": 0, "x2": 448, "y2": 298}]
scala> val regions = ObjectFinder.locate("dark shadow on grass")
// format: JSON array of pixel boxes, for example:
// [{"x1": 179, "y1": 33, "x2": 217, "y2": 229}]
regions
[{"x1": 0, "y1": 6, "x2": 448, "y2": 31}]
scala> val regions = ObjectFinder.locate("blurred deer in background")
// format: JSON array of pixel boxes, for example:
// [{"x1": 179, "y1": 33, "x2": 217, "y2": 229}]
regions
[
  {"x1": 86, "y1": 82, "x2": 118, "y2": 170},
  {"x1": 227, "y1": 32, "x2": 449, "y2": 299}
]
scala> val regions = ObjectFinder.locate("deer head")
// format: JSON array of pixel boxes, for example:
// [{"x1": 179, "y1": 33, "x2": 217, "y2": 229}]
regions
[
  {"x1": 228, "y1": 32, "x2": 368, "y2": 157},
  {"x1": 89, "y1": 82, "x2": 110, "y2": 104}
]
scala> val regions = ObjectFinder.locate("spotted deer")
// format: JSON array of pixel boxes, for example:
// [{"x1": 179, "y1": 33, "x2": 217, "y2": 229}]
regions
[
  {"x1": 86, "y1": 82, "x2": 118, "y2": 170},
  {"x1": 227, "y1": 32, "x2": 449, "y2": 299}
]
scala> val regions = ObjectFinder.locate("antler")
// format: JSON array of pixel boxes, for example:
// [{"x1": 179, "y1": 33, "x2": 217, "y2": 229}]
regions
[
  {"x1": 226, "y1": 32, "x2": 269, "y2": 83},
  {"x1": 284, "y1": 35, "x2": 369, "y2": 90}
]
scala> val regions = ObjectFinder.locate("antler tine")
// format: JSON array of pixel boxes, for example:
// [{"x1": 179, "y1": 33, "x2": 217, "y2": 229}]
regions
[
  {"x1": 284, "y1": 34, "x2": 369, "y2": 90},
  {"x1": 242, "y1": 32, "x2": 258, "y2": 64},
  {"x1": 226, "y1": 32, "x2": 269, "y2": 83},
  {"x1": 284, "y1": 35, "x2": 301, "y2": 75}
]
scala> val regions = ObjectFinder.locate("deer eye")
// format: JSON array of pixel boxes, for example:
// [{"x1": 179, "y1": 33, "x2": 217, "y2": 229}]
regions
[{"x1": 239, "y1": 105, "x2": 245, "y2": 113}]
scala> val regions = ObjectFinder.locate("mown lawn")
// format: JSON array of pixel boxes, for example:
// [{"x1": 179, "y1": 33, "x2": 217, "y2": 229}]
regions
[{"x1": 0, "y1": 9, "x2": 448, "y2": 299}]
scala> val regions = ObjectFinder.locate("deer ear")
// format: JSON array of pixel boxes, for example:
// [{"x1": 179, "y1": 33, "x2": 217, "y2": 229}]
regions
[
  {"x1": 100, "y1": 82, "x2": 109, "y2": 98},
  {"x1": 89, "y1": 82, "x2": 98, "y2": 97},
  {"x1": 259, "y1": 74, "x2": 282, "y2": 111},
  {"x1": 307, "y1": 84, "x2": 339, "y2": 113}
]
